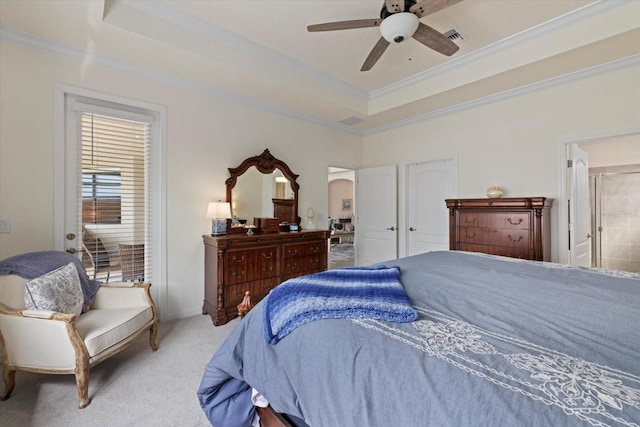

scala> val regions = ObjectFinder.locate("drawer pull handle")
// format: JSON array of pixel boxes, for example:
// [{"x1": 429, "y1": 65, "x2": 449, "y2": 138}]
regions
[
  {"x1": 232, "y1": 255, "x2": 245, "y2": 263},
  {"x1": 310, "y1": 246, "x2": 320, "y2": 253},
  {"x1": 262, "y1": 252, "x2": 273, "y2": 259},
  {"x1": 288, "y1": 262, "x2": 298, "y2": 270},
  {"x1": 288, "y1": 249, "x2": 298, "y2": 256},
  {"x1": 465, "y1": 217, "x2": 477, "y2": 224},
  {"x1": 464, "y1": 231, "x2": 476, "y2": 239},
  {"x1": 507, "y1": 218, "x2": 523, "y2": 225},
  {"x1": 232, "y1": 271, "x2": 246, "y2": 279},
  {"x1": 508, "y1": 235, "x2": 523, "y2": 242},
  {"x1": 262, "y1": 266, "x2": 273, "y2": 273}
]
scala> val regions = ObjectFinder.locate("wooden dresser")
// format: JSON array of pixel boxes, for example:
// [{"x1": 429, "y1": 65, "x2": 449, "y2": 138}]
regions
[
  {"x1": 203, "y1": 229, "x2": 330, "y2": 326},
  {"x1": 445, "y1": 197, "x2": 553, "y2": 261}
]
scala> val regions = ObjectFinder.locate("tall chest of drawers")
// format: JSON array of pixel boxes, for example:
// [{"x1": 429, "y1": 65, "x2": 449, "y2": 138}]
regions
[
  {"x1": 203, "y1": 230, "x2": 330, "y2": 326},
  {"x1": 445, "y1": 198, "x2": 553, "y2": 261}
]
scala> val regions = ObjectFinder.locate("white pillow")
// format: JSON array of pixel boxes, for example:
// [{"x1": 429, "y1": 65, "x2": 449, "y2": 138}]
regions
[{"x1": 24, "y1": 262, "x2": 84, "y2": 316}]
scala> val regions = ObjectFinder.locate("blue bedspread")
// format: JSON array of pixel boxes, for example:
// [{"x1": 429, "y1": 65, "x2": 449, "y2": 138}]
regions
[
  {"x1": 263, "y1": 265, "x2": 417, "y2": 344},
  {"x1": 198, "y1": 251, "x2": 640, "y2": 426}
]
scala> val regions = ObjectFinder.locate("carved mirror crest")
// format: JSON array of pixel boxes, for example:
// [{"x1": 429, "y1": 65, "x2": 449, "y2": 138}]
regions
[{"x1": 226, "y1": 149, "x2": 300, "y2": 225}]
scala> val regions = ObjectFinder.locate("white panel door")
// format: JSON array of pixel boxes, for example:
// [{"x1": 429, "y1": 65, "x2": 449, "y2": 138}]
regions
[
  {"x1": 355, "y1": 165, "x2": 397, "y2": 266},
  {"x1": 569, "y1": 144, "x2": 591, "y2": 266},
  {"x1": 406, "y1": 158, "x2": 457, "y2": 256}
]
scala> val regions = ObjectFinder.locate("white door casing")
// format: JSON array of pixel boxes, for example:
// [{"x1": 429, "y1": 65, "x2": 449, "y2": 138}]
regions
[
  {"x1": 355, "y1": 165, "x2": 398, "y2": 266},
  {"x1": 568, "y1": 144, "x2": 590, "y2": 267},
  {"x1": 54, "y1": 84, "x2": 168, "y2": 318},
  {"x1": 406, "y1": 157, "x2": 458, "y2": 256}
]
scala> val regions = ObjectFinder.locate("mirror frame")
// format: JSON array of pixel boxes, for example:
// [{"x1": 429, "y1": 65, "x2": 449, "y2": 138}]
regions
[{"x1": 226, "y1": 149, "x2": 301, "y2": 225}]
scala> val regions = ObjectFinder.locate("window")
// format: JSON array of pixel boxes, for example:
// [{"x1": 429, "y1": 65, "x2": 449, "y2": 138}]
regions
[
  {"x1": 78, "y1": 110, "x2": 151, "y2": 283},
  {"x1": 82, "y1": 172, "x2": 122, "y2": 224}
]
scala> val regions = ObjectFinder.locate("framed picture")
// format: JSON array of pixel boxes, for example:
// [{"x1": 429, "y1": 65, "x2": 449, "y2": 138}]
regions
[{"x1": 342, "y1": 199, "x2": 352, "y2": 210}]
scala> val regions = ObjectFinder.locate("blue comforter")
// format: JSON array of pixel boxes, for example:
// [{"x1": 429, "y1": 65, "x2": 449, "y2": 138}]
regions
[{"x1": 198, "y1": 251, "x2": 640, "y2": 426}]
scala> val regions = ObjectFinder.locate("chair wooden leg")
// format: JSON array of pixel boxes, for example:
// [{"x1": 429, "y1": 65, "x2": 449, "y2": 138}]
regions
[
  {"x1": 149, "y1": 323, "x2": 158, "y2": 351},
  {"x1": 0, "y1": 365, "x2": 15, "y2": 401},
  {"x1": 75, "y1": 364, "x2": 90, "y2": 409}
]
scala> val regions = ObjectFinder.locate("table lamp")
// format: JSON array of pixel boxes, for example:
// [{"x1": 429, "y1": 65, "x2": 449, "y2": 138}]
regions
[{"x1": 207, "y1": 201, "x2": 232, "y2": 235}]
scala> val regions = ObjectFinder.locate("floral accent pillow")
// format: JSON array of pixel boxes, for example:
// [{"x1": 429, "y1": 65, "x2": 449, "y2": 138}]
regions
[{"x1": 24, "y1": 262, "x2": 84, "y2": 316}]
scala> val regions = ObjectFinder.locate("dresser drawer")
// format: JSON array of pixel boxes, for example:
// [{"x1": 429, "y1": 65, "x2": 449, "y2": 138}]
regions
[
  {"x1": 283, "y1": 241, "x2": 325, "y2": 258},
  {"x1": 282, "y1": 254, "x2": 324, "y2": 279},
  {"x1": 459, "y1": 212, "x2": 530, "y2": 230},
  {"x1": 226, "y1": 246, "x2": 279, "y2": 284},
  {"x1": 225, "y1": 277, "x2": 280, "y2": 309},
  {"x1": 459, "y1": 227, "x2": 529, "y2": 248}
]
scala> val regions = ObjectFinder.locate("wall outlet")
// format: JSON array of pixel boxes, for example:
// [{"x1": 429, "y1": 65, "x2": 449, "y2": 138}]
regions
[{"x1": 0, "y1": 218, "x2": 10, "y2": 233}]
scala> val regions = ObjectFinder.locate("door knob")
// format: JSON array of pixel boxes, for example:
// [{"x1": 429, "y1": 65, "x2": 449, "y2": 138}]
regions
[
  {"x1": 386, "y1": 226, "x2": 396, "y2": 231},
  {"x1": 409, "y1": 227, "x2": 417, "y2": 232},
  {"x1": 66, "y1": 247, "x2": 77, "y2": 254},
  {"x1": 66, "y1": 233, "x2": 76, "y2": 240}
]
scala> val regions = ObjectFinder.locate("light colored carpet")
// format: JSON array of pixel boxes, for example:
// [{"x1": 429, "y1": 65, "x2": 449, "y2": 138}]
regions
[
  {"x1": 0, "y1": 314, "x2": 239, "y2": 427},
  {"x1": 329, "y1": 243, "x2": 354, "y2": 269}
]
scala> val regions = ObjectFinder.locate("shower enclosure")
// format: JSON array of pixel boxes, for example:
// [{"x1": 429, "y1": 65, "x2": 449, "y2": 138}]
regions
[{"x1": 589, "y1": 165, "x2": 640, "y2": 273}]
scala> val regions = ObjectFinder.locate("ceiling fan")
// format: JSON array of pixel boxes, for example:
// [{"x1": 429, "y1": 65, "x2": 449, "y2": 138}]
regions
[{"x1": 307, "y1": 0, "x2": 462, "y2": 71}]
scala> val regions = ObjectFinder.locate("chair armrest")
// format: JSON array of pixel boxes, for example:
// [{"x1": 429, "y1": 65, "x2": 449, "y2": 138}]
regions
[
  {"x1": 0, "y1": 304, "x2": 79, "y2": 370},
  {"x1": 0, "y1": 303, "x2": 76, "y2": 321}
]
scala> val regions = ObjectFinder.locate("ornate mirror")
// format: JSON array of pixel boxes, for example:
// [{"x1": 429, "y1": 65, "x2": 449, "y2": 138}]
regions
[{"x1": 226, "y1": 149, "x2": 300, "y2": 225}]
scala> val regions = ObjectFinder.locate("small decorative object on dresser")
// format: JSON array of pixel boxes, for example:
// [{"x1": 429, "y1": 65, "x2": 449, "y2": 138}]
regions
[
  {"x1": 305, "y1": 207, "x2": 316, "y2": 229},
  {"x1": 486, "y1": 186, "x2": 503, "y2": 198},
  {"x1": 445, "y1": 197, "x2": 553, "y2": 261}
]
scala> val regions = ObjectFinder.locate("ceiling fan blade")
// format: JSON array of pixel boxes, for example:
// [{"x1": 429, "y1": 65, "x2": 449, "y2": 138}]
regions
[
  {"x1": 410, "y1": 0, "x2": 463, "y2": 18},
  {"x1": 361, "y1": 37, "x2": 390, "y2": 72},
  {"x1": 307, "y1": 19, "x2": 381, "y2": 32},
  {"x1": 385, "y1": 0, "x2": 405, "y2": 13},
  {"x1": 412, "y1": 23, "x2": 459, "y2": 56}
]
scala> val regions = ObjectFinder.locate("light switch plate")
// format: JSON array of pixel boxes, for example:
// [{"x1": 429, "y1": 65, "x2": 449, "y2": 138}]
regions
[{"x1": 0, "y1": 218, "x2": 10, "y2": 233}]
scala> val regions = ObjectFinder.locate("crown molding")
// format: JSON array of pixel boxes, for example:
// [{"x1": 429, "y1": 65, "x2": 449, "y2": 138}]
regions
[
  {"x1": 1, "y1": 9, "x2": 637, "y2": 138},
  {"x1": 364, "y1": 53, "x2": 640, "y2": 136},
  {"x1": 0, "y1": 24, "x2": 362, "y2": 136}
]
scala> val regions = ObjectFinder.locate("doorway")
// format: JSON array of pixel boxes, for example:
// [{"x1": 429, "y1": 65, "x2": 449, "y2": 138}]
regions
[
  {"x1": 560, "y1": 131, "x2": 640, "y2": 271},
  {"x1": 589, "y1": 167, "x2": 640, "y2": 272},
  {"x1": 328, "y1": 167, "x2": 355, "y2": 268}
]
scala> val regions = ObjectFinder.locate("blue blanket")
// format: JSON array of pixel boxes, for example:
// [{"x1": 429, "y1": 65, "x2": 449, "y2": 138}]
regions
[
  {"x1": 264, "y1": 265, "x2": 417, "y2": 344},
  {"x1": 0, "y1": 251, "x2": 101, "y2": 312}
]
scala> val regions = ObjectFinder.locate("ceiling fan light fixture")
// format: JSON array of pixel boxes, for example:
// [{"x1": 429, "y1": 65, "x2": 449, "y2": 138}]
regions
[{"x1": 379, "y1": 12, "x2": 419, "y2": 43}]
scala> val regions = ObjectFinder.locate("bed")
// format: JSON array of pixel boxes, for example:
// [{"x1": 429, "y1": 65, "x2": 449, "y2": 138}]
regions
[{"x1": 197, "y1": 251, "x2": 640, "y2": 426}]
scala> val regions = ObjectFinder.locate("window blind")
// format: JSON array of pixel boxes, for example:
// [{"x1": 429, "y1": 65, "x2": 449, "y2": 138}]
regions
[{"x1": 79, "y1": 112, "x2": 152, "y2": 283}]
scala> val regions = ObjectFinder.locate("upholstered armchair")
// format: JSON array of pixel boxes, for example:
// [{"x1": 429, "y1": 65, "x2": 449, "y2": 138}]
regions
[{"x1": 0, "y1": 251, "x2": 158, "y2": 408}]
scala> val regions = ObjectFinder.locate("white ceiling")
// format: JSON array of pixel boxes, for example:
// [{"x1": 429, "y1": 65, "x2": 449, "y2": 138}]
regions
[{"x1": 1, "y1": 0, "x2": 639, "y2": 134}]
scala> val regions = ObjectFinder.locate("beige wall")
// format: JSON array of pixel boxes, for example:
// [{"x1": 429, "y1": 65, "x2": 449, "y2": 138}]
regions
[
  {"x1": 583, "y1": 135, "x2": 640, "y2": 168},
  {"x1": 362, "y1": 63, "x2": 640, "y2": 261},
  {"x1": 0, "y1": 40, "x2": 362, "y2": 320},
  {"x1": 328, "y1": 179, "x2": 354, "y2": 221}
]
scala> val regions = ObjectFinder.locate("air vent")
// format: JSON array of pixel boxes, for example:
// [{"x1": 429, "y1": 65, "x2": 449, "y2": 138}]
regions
[
  {"x1": 443, "y1": 29, "x2": 464, "y2": 44},
  {"x1": 339, "y1": 116, "x2": 364, "y2": 126}
]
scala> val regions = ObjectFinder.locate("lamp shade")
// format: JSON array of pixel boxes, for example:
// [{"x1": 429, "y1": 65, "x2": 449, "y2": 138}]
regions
[
  {"x1": 380, "y1": 12, "x2": 419, "y2": 43},
  {"x1": 207, "y1": 202, "x2": 232, "y2": 219}
]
